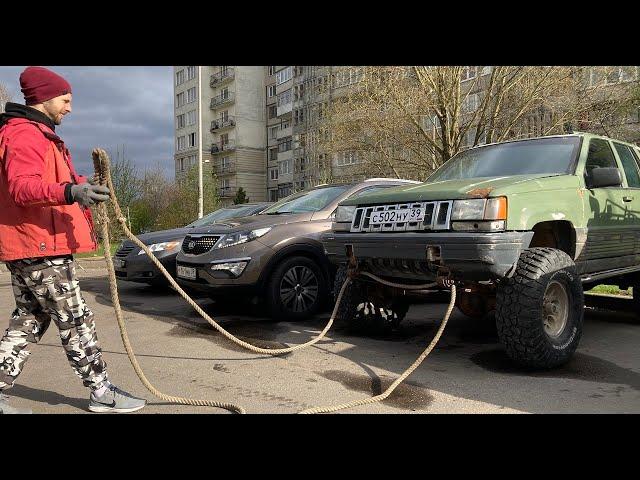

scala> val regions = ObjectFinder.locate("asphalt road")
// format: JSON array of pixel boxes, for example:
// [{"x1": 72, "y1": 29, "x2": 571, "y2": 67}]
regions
[{"x1": 1, "y1": 268, "x2": 638, "y2": 414}]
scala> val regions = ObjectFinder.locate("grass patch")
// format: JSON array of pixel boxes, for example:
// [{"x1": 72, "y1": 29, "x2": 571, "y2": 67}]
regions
[
  {"x1": 587, "y1": 284, "x2": 632, "y2": 296},
  {"x1": 75, "y1": 244, "x2": 119, "y2": 259}
]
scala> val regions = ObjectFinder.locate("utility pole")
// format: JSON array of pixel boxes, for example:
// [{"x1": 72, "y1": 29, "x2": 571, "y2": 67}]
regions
[{"x1": 198, "y1": 65, "x2": 204, "y2": 219}]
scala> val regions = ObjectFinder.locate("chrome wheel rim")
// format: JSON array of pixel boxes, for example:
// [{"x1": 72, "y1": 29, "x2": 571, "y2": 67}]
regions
[
  {"x1": 543, "y1": 280, "x2": 569, "y2": 338},
  {"x1": 280, "y1": 266, "x2": 319, "y2": 313}
]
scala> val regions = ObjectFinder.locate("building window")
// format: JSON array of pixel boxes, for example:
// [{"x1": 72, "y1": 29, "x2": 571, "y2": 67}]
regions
[
  {"x1": 187, "y1": 66, "x2": 196, "y2": 81},
  {"x1": 270, "y1": 167, "x2": 279, "y2": 180},
  {"x1": 220, "y1": 110, "x2": 229, "y2": 123},
  {"x1": 276, "y1": 66, "x2": 292, "y2": 85},
  {"x1": 221, "y1": 87, "x2": 229, "y2": 99},
  {"x1": 268, "y1": 66, "x2": 276, "y2": 76},
  {"x1": 278, "y1": 159, "x2": 292, "y2": 175},
  {"x1": 268, "y1": 105, "x2": 277, "y2": 119},
  {"x1": 281, "y1": 119, "x2": 290, "y2": 130},
  {"x1": 269, "y1": 189, "x2": 278, "y2": 202},
  {"x1": 294, "y1": 108, "x2": 305, "y2": 125},
  {"x1": 188, "y1": 132, "x2": 196, "y2": 148},
  {"x1": 294, "y1": 84, "x2": 305, "y2": 101},
  {"x1": 461, "y1": 66, "x2": 479, "y2": 82},
  {"x1": 176, "y1": 113, "x2": 185, "y2": 129},
  {"x1": 278, "y1": 137, "x2": 292, "y2": 153},
  {"x1": 336, "y1": 150, "x2": 359, "y2": 166},
  {"x1": 176, "y1": 92, "x2": 185, "y2": 108},
  {"x1": 294, "y1": 66, "x2": 304, "y2": 77},
  {"x1": 277, "y1": 89, "x2": 292, "y2": 107},
  {"x1": 221, "y1": 178, "x2": 230, "y2": 190},
  {"x1": 462, "y1": 93, "x2": 480, "y2": 113},
  {"x1": 187, "y1": 87, "x2": 196, "y2": 103},
  {"x1": 589, "y1": 66, "x2": 639, "y2": 86},
  {"x1": 269, "y1": 126, "x2": 279, "y2": 139},
  {"x1": 176, "y1": 69, "x2": 185, "y2": 86},
  {"x1": 269, "y1": 147, "x2": 278, "y2": 161},
  {"x1": 176, "y1": 136, "x2": 186, "y2": 152},
  {"x1": 221, "y1": 156, "x2": 230, "y2": 169},
  {"x1": 186, "y1": 110, "x2": 196, "y2": 126},
  {"x1": 267, "y1": 84, "x2": 276, "y2": 98},
  {"x1": 334, "y1": 67, "x2": 364, "y2": 88}
]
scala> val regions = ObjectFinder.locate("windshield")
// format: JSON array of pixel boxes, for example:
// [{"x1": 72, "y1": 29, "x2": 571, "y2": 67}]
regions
[
  {"x1": 428, "y1": 137, "x2": 582, "y2": 182},
  {"x1": 186, "y1": 205, "x2": 262, "y2": 227},
  {"x1": 261, "y1": 185, "x2": 351, "y2": 214}
]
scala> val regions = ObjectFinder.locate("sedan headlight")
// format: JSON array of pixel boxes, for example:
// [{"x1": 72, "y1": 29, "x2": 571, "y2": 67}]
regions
[
  {"x1": 335, "y1": 205, "x2": 356, "y2": 223},
  {"x1": 138, "y1": 241, "x2": 181, "y2": 255},
  {"x1": 215, "y1": 227, "x2": 272, "y2": 249}
]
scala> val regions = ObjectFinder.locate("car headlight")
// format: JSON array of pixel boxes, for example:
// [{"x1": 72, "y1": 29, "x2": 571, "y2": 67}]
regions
[
  {"x1": 215, "y1": 227, "x2": 271, "y2": 249},
  {"x1": 335, "y1": 205, "x2": 357, "y2": 223},
  {"x1": 451, "y1": 197, "x2": 507, "y2": 220},
  {"x1": 138, "y1": 241, "x2": 181, "y2": 254}
]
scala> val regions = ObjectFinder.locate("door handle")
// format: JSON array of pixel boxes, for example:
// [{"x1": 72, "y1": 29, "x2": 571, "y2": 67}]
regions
[{"x1": 623, "y1": 196, "x2": 634, "y2": 202}]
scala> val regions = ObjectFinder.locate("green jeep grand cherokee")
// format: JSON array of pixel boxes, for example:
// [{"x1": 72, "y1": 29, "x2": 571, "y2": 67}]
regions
[{"x1": 322, "y1": 133, "x2": 640, "y2": 369}]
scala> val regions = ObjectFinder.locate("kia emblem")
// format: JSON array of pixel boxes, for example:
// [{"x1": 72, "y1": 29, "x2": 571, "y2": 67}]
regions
[{"x1": 188, "y1": 241, "x2": 196, "y2": 249}]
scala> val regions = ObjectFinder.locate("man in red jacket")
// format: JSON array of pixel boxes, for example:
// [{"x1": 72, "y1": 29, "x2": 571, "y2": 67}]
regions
[{"x1": 0, "y1": 66, "x2": 146, "y2": 414}]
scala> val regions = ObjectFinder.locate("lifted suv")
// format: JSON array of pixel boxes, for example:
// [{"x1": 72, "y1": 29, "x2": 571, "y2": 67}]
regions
[{"x1": 323, "y1": 134, "x2": 640, "y2": 369}]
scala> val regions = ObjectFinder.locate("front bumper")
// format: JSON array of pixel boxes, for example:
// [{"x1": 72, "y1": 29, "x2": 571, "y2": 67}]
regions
[
  {"x1": 174, "y1": 239, "x2": 272, "y2": 295},
  {"x1": 321, "y1": 231, "x2": 534, "y2": 281},
  {"x1": 113, "y1": 251, "x2": 178, "y2": 283}
]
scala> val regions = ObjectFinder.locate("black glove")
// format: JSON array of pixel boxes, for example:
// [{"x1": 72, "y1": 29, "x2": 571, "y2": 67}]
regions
[{"x1": 70, "y1": 182, "x2": 110, "y2": 208}]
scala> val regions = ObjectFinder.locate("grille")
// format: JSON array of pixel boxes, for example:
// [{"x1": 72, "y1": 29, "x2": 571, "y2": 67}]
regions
[
  {"x1": 115, "y1": 244, "x2": 136, "y2": 257},
  {"x1": 182, "y1": 235, "x2": 221, "y2": 255},
  {"x1": 350, "y1": 201, "x2": 453, "y2": 233}
]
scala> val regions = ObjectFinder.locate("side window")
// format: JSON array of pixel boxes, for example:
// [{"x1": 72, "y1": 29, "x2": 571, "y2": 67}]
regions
[
  {"x1": 613, "y1": 142, "x2": 640, "y2": 188},
  {"x1": 584, "y1": 139, "x2": 618, "y2": 182}
]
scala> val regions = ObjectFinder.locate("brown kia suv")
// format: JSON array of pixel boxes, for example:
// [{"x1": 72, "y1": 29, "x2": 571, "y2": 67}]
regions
[{"x1": 175, "y1": 179, "x2": 419, "y2": 320}]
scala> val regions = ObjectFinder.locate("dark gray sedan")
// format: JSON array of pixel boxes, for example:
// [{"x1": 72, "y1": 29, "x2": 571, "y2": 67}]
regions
[{"x1": 113, "y1": 203, "x2": 271, "y2": 287}]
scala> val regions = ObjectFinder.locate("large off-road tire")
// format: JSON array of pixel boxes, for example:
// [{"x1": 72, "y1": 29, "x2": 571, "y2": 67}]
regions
[
  {"x1": 267, "y1": 256, "x2": 327, "y2": 321},
  {"x1": 496, "y1": 247, "x2": 584, "y2": 369},
  {"x1": 332, "y1": 266, "x2": 410, "y2": 335}
]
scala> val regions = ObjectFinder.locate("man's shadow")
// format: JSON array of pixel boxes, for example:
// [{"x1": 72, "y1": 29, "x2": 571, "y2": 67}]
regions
[{"x1": 8, "y1": 384, "x2": 87, "y2": 411}]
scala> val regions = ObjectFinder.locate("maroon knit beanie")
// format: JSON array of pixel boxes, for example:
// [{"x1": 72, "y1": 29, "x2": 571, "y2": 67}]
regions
[{"x1": 20, "y1": 66, "x2": 72, "y2": 105}]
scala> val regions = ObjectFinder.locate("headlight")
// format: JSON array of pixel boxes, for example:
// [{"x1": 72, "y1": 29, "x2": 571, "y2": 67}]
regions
[
  {"x1": 335, "y1": 205, "x2": 356, "y2": 223},
  {"x1": 215, "y1": 227, "x2": 271, "y2": 249},
  {"x1": 451, "y1": 197, "x2": 507, "y2": 221},
  {"x1": 452, "y1": 199, "x2": 486, "y2": 220},
  {"x1": 138, "y1": 241, "x2": 181, "y2": 254}
]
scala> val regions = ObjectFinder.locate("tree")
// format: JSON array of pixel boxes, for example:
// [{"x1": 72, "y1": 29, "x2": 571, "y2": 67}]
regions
[
  {"x1": 0, "y1": 82, "x2": 11, "y2": 113},
  {"x1": 155, "y1": 164, "x2": 221, "y2": 230},
  {"x1": 233, "y1": 187, "x2": 249, "y2": 204},
  {"x1": 320, "y1": 66, "x2": 639, "y2": 181}
]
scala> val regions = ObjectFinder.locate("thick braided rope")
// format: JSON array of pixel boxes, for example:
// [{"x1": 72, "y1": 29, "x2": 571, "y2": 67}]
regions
[
  {"x1": 299, "y1": 280, "x2": 456, "y2": 414},
  {"x1": 93, "y1": 150, "x2": 246, "y2": 413},
  {"x1": 93, "y1": 148, "x2": 347, "y2": 356}
]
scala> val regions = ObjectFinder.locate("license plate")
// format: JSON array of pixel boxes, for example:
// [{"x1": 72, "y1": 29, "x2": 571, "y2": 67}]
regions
[
  {"x1": 369, "y1": 207, "x2": 425, "y2": 226},
  {"x1": 113, "y1": 258, "x2": 125, "y2": 269},
  {"x1": 177, "y1": 265, "x2": 197, "y2": 280}
]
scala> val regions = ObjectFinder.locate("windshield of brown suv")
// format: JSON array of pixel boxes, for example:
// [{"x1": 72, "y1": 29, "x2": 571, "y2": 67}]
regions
[
  {"x1": 428, "y1": 137, "x2": 582, "y2": 182},
  {"x1": 261, "y1": 185, "x2": 351, "y2": 214}
]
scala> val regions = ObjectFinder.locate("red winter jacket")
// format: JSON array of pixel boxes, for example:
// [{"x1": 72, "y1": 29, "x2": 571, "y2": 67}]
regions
[{"x1": 0, "y1": 117, "x2": 97, "y2": 261}]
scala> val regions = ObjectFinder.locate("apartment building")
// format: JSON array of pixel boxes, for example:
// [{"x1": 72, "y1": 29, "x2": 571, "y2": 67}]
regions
[{"x1": 174, "y1": 66, "x2": 267, "y2": 206}]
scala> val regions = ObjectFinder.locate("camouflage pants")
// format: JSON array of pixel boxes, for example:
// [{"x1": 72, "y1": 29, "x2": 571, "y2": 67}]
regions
[{"x1": 0, "y1": 256, "x2": 109, "y2": 391}]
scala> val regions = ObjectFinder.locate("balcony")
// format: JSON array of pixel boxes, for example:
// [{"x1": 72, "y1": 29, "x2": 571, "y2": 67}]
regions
[
  {"x1": 213, "y1": 160, "x2": 236, "y2": 175},
  {"x1": 210, "y1": 140, "x2": 236, "y2": 154},
  {"x1": 210, "y1": 116, "x2": 236, "y2": 132},
  {"x1": 210, "y1": 68, "x2": 235, "y2": 87},
  {"x1": 210, "y1": 92, "x2": 235, "y2": 109},
  {"x1": 276, "y1": 126, "x2": 292, "y2": 139},
  {"x1": 217, "y1": 187, "x2": 235, "y2": 198}
]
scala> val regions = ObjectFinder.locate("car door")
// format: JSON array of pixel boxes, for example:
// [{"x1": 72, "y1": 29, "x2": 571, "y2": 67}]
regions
[
  {"x1": 611, "y1": 141, "x2": 640, "y2": 267},
  {"x1": 580, "y1": 137, "x2": 634, "y2": 273}
]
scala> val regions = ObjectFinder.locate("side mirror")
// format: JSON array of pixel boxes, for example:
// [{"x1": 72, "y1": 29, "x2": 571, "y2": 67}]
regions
[{"x1": 587, "y1": 167, "x2": 622, "y2": 189}]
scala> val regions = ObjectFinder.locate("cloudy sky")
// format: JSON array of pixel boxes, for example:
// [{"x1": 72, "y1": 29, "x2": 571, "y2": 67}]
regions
[{"x1": 0, "y1": 66, "x2": 175, "y2": 179}]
